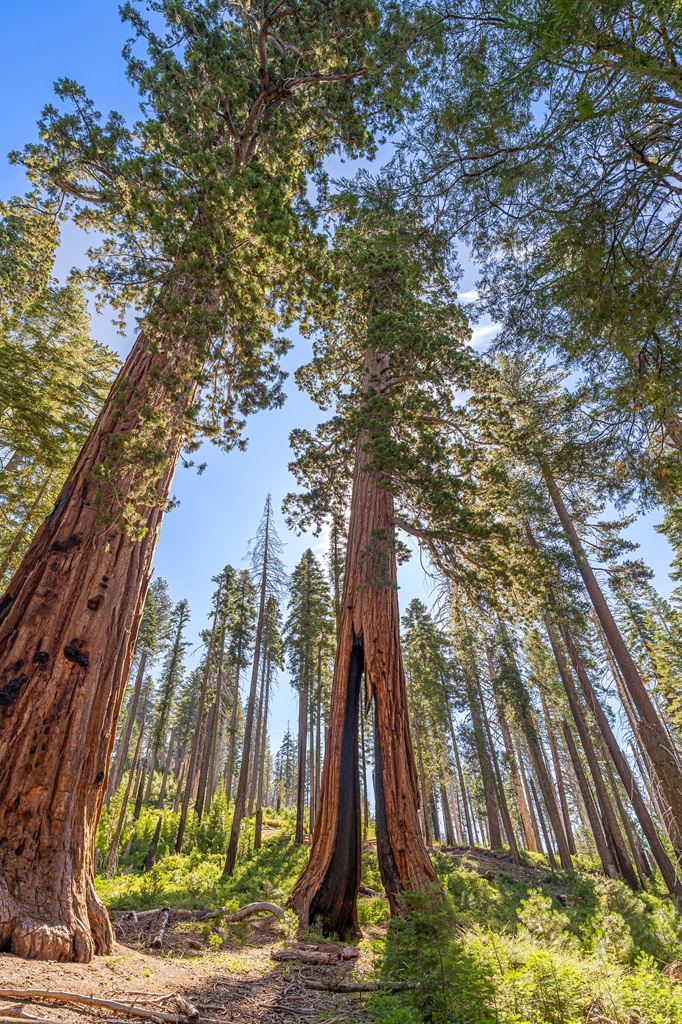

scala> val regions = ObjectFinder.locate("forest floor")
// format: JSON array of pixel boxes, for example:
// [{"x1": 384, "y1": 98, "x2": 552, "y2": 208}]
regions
[
  {"x1": 0, "y1": 913, "x2": 379, "y2": 1024},
  {"x1": 3, "y1": 836, "x2": 682, "y2": 1024}
]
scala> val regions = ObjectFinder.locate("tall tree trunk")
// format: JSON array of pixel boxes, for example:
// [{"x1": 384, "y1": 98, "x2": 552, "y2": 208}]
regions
[
  {"x1": 0, "y1": 273, "x2": 217, "y2": 960},
  {"x1": 556, "y1": 616, "x2": 682, "y2": 896},
  {"x1": 528, "y1": 777, "x2": 557, "y2": 870},
  {"x1": 500, "y1": 714, "x2": 536, "y2": 852},
  {"x1": 105, "y1": 722, "x2": 145, "y2": 878},
  {"x1": 440, "y1": 776, "x2": 456, "y2": 846},
  {"x1": 499, "y1": 624, "x2": 573, "y2": 870},
  {"x1": 602, "y1": 753, "x2": 650, "y2": 888},
  {"x1": 142, "y1": 816, "x2": 163, "y2": 873},
  {"x1": 157, "y1": 727, "x2": 175, "y2": 809},
  {"x1": 308, "y1": 691, "x2": 316, "y2": 832},
  {"x1": 225, "y1": 661, "x2": 241, "y2": 803},
  {"x1": 254, "y1": 656, "x2": 271, "y2": 851},
  {"x1": 560, "y1": 721, "x2": 615, "y2": 876},
  {"x1": 295, "y1": 661, "x2": 309, "y2": 845},
  {"x1": 543, "y1": 466, "x2": 682, "y2": 835},
  {"x1": 248, "y1": 655, "x2": 267, "y2": 817},
  {"x1": 195, "y1": 703, "x2": 215, "y2": 820},
  {"x1": 205, "y1": 622, "x2": 227, "y2": 815},
  {"x1": 464, "y1": 668, "x2": 502, "y2": 848},
  {"x1": 448, "y1": 709, "x2": 474, "y2": 845},
  {"x1": 224, "y1": 503, "x2": 271, "y2": 877},
  {"x1": 596, "y1": 615, "x2": 682, "y2": 863},
  {"x1": 289, "y1": 347, "x2": 438, "y2": 933},
  {"x1": 515, "y1": 734, "x2": 544, "y2": 854},
  {"x1": 539, "y1": 689, "x2": 576, "y2": 856},
  {"x1": 480, "y1": 687, "x2": 520, "y2": 863},
  {"x1": 173, "y1": 759, "x2": 186, "y2": 813},
  {"x1": 411, "y1": 687, "x2": 432, "y2": 848},
  {"x1": 544, "y1": 614, "x2": 636, "y2": 887},
  {"x1": 175, "y1": 591, "x2": 221, "y2": 851},
  {"x1": 107, "y1": 650, "x2": 148, "y2": 804}
]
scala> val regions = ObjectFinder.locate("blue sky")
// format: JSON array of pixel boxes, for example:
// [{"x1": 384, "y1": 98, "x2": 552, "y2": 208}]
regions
[{"x1": 1, "y1": 0, "x2": 677, "y2": 755}]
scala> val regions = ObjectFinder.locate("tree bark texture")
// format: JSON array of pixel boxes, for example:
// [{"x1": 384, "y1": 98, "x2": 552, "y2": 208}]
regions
[
  {"x1": 289, "y1": 347, "x2": 438, "y2": 933},
  {"x1": 543, "y1": 466, "x2": 682, "y2": 837},
  {"x1": 557, "y1": 617, "x2": 682, "y2": 896},
  {"x1": 0, "y1": 269, "x2": 220, "y2": 961}
]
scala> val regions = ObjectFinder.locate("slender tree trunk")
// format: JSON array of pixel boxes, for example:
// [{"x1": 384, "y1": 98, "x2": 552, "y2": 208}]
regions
[
  {"x1": 516, "y1": 734, "x2": 544, "y2": 854},
  {"x1": 295, "y1": 662, "x2": 309, "y2": 845},
  {"x1": 195, "y1": 703, "x2": 215, "y2": 820},
  {"x1": 544, "y1": 614, "x2": 636, "y2": 886},
  {"x1": 175, "y1": 591, "x2": 221, "y2": 851},
  {"x1": 500, "y1": 714, "x2": 536, "y2": 852},
  {"x1": 464, "y1": 668, "x2": 502, "y2": 848},
  {"x1": 543, "y1": 466, "x2": 682, "y2": 835},
  {"x1": 602, "y1": 753, "x2": 649, "y2": 888},
  {"x1": 440, "y1": 777, "x2": 456, "y2": 846},
  {"x1": 500, "y1": 624, "x2": 573, "y2": 871},
  {"x1": 359, "y1": 696, "x2": 370, "y2": 840},
  {"x1": 225, "y1": 662, "x2": 241, "y2": 803},
  {"x1": 173, "y1": 759, "x2": 185, "y2": 813},
  {"x1": 205, "y1": 623, "x2": 227, "y2": 815},
  {"x1": 556, "y1": 615, "x2": 682, "y2": 896},
  {"x1": 289, "y1": 348, "x2": 438, "y2": 933},
  {"x1": 480, "y1": 687, "x2": 520, "y2": 863},
  {"x1": 529, "y1": 777, "x2": 557, "y2": 870},
  {"x1": 249, "y1": 654, "x2": 267, "y2": 817},
  {"x1": 560, "y1": 721, "x2": 616, "y2": 877},
  {"x1": 412, "y1": 688, "x2": 432, "y2": 848},
  {"x1": 597, "y1": 616, "x2": 682, "y2": 863},
  {"x1": 105, "y1": 723, "x2": 145, "y2": 878},
  {"x1": 448, "y1": 709, "x2": 474, "y2": 845},
  {"x1": 107, "y1": 650, "x2": 148, "y2": 804},
  {"x1": 142, "y1": 815, "x2": 163, "y2": 873},
  {"x1": 255, "y1": 657, "x2": 270, "y2": 851},
  {"x1": 539, "y1": 690, "x2": 576, "y2": 855},
  {"x1": 224, "y1": 505, "x2": 271, "y2": 877},
  {"x1": 157, "y1": 727, "x2": 175, "y2": 809},
  {"x1": 133, "y1": 759, "x2": 147, "y2": 821}
]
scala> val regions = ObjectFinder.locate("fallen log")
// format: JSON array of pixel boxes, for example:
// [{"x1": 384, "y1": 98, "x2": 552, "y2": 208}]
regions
[
  {"x1": 271, "y1": 945, "x2": 358, "y2": 965},
  {"x1": 112, "y1": 901, "x2": 285, "y2": 925},
  {"x1": 358, "y1": 885, "x2": 387, "y2": 900},
  {"x1": 0, "y1": 990, "x2": 197, "y2": 1023}
]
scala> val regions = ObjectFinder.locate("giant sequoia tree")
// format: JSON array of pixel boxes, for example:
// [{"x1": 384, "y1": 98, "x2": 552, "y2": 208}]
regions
[
  {"x1": 288, "y1": 186, "x2": 478, "y2": 932},
  {"x1": 0, "y1": 0, "x2": 408, "y2": 962}
]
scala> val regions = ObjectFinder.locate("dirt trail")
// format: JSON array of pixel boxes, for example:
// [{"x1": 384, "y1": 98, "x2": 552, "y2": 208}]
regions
[{"x1": 0, "y1": 917, "x2": 374, "y2": 1023}]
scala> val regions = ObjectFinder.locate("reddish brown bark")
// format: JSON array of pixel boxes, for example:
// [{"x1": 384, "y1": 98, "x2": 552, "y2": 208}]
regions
[
  {"x1": 543, "y1": 466, "x2": 682, "y2": 837},
  {"x1": 289, "y1": 348, "x2": 439, "y2": 934},
  {"x1": 544, "y1": 614, "x2": 636, "y2": 887},
  {"x1": 0, "y1": 281, "x2": 207, "y2": 960},
  {"x1": 557, "y1": 617, "x2": 682, "y2": 897}
]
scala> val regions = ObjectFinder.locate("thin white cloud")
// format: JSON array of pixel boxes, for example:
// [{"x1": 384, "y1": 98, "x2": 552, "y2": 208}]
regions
[
  {"x1": 470, "y1": 324, "x2": 499, "y2": 348},
  {"x1": 458, "y1": 289, "x2": 480, "y2": 303}
]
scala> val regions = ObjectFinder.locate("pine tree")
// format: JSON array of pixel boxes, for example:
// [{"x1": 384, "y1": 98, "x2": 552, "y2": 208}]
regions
[
  {"x1": 285, "y1": 548, "x2": 333, "y2": 844},
  {"x1": 223, "y1": 495, "x2": 286, "y2": 875}
]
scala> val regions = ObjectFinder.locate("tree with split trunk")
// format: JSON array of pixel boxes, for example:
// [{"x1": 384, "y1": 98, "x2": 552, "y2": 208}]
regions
[
  {"x1": 287, "y1": 185, "x2": 480, "y2": 932},
  {"x1": 0, "y1": 0, "x2": 408, "y2": 961},
  {"x1": 223, "y1": 495, "x2": 287, "y2": 875}
]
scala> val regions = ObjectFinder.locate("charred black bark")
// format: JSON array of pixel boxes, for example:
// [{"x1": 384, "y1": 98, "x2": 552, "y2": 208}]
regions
[{"x1": 309, "y1": 641, "x2": 363, "y2": 936}]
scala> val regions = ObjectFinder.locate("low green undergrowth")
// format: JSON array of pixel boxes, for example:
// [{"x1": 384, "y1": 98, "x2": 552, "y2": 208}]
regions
[{"x1": 370, "y1": 866, "x2": 682, "y2": 1024}]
